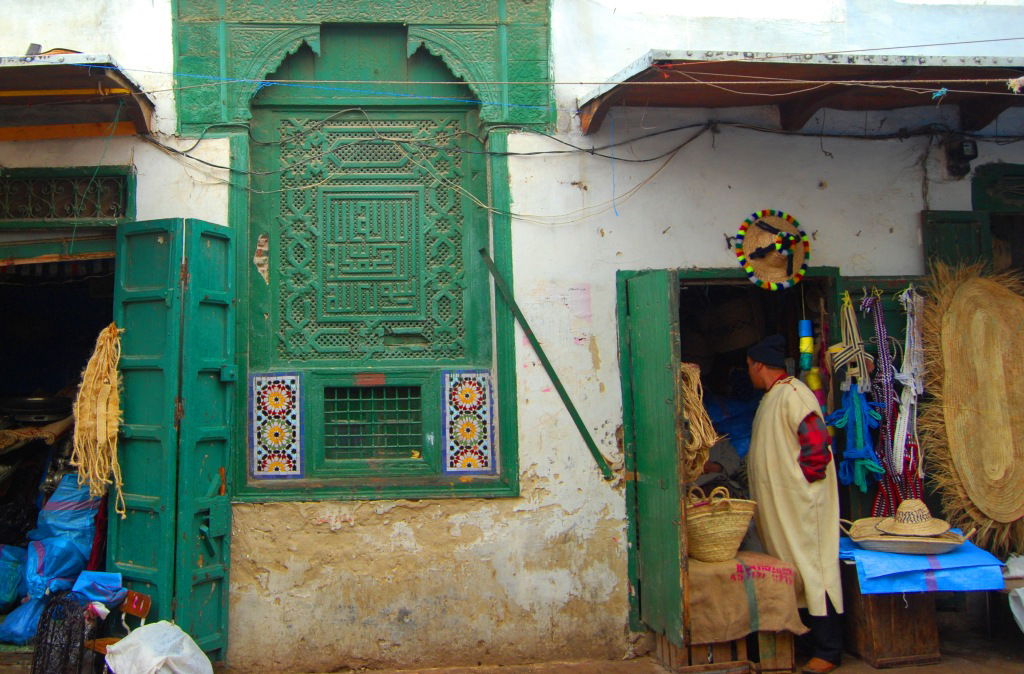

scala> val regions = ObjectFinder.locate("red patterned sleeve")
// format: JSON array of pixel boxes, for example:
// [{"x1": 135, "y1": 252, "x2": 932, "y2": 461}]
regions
[{"x1": 796, "y1": 412, "x2": 832, "y2": 483}]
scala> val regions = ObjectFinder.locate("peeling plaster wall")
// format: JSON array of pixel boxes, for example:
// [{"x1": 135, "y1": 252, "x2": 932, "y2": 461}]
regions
[{"x1": 230, "y1": 495, "x2": 630, "y2": 671}]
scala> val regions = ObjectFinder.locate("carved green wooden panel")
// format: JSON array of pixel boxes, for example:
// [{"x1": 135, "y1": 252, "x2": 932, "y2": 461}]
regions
[
  {"x1": 173, "y1": 0, "x2": 551, "y2": 129},
  {"x1": 257, "y1": 112, "x2": 481, "y2": 364}
]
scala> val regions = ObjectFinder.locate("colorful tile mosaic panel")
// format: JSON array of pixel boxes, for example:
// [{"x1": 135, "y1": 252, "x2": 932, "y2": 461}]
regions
[
  {"x1": 442, "y1": 370, "x2": 497, "y2": 475},
  {"x1": 250, "y1": 373, "x2": 303, "y2": 479}
]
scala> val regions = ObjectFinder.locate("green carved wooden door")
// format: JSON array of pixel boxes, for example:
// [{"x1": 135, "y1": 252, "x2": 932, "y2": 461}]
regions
[
  {"x1": 111, "y1": 218, "x2": 233, "y2": 657},
  {"x1": 623, "y1": 270, "x2": 687, "y2": 646},
  {"x1": 174, "y1": 220, "x2": 233, "y2": 659}
]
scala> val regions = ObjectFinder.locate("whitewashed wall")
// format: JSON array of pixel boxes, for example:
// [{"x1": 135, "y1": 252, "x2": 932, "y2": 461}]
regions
[
  {"x1": 3, "y1": 2, "x2": 1024, "y2": 671},
  {"x1": 500, "y1": 0, "x2": 1024, "y2": 667},
  {"x1": 0, "y1": 0, "x2": 230, "y2": 225}
]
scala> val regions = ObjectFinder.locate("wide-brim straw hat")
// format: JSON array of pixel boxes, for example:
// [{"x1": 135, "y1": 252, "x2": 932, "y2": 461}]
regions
[
  {"x1": 874, "y1": 499, "x2": 951, "y2": 537},
  {"x1": 734, "y1": 210, "x2": 810, "y2": 290},
  {"x1": 843, "y1": 517, "x2": 971, "y2": 555}
]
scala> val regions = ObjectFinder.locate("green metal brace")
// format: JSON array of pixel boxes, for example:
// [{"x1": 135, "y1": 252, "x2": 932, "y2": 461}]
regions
[{"x1": 479, "y1": 249, "x2": 614, "y2": 480}]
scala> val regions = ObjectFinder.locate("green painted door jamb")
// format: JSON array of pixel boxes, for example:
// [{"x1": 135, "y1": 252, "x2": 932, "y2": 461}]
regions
[{"x1": 478, "y1": 248, "x2": 614, "y2": 480}]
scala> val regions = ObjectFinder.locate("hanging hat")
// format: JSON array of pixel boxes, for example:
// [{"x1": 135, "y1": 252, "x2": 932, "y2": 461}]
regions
[
  {"x1": 874, "y1": 499, "x2": 951, "y2": 537},
  {"x1": 734, "y1": 209, "x2": 810, "y2": 291}
]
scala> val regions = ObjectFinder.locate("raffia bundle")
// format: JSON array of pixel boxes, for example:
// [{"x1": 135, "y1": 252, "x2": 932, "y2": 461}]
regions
[
  {"x1": 920, "y1": 263, "x2": 1024, "y2": 554},
  {"x1": 71, "y1": 322, "x2": 126, "y2": 518},
  {"x1": 679, "y1": 362, "x2": 723, "y2": 483}
]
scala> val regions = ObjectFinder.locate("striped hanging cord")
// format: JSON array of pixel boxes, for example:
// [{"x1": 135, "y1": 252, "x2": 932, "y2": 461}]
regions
[{"x1": 860, "y1": 292, "x2": 902, "y2": 515}]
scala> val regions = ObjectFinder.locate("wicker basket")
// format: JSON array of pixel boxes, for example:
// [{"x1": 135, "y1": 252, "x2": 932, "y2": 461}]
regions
[{"x1": 686, "y1": 486, "x2": 756, "y2": 563}]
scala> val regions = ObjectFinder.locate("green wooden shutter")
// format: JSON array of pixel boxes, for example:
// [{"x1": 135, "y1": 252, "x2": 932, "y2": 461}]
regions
[
  {"x1": 111, "y1": 218, "x2": 233, "y2": 657},
  {"x1": 174, "y1": 220, "x2": 234, "y2": 659},
  {"x1": 111, "y1": 219, "x2": 186, "y2": 622},
  {"x1": 623, "y1": 270, "x2": 687, "y2": 646},
  {"x1": 921, "y1": 210, "x2": 992, "y2": 267}
]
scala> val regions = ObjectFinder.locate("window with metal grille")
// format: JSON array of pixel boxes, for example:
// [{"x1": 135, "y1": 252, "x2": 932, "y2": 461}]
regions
[
  {"x1": 324, "y1": 385, "x2": 423, "y2": 460},
  {"x1": 0, "y1": 173, "x2": 129, "y2": 222}
]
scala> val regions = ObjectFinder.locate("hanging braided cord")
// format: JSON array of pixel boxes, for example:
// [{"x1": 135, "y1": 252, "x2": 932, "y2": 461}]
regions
[
  {"x1": 679, "y1": 363, "x2": 723, "y2": 483},
  {"x1": 71, "y1": 323, "x2": 127, "y2": 518},
  {"x1": 862, "y1": 292, "x2": 921, "y2": 515},
  {"x1": 894, "y1": 286, "x2": 926, "y2": 498}
]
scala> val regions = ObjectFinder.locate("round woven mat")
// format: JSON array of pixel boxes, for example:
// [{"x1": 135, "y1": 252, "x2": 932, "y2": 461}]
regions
[{"x1": 941, "y1": 276, "x2": 1024, "y2": 523}]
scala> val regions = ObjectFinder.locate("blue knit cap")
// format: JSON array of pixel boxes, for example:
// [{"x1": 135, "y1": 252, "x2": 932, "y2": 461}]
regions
[{"x1": 747, "y1": 334, "x2": 787, "y2": 369}]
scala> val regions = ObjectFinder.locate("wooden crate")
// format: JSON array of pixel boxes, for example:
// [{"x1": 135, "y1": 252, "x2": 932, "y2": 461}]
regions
[
  {"x1": 755, "y1": 631, "x2": 795, "y2": 672},
  {"x1": 841, "y1": 562, "x2": 941, "y2": 668},
  {"x1": 655, "y1": 633, "x2": 752, "y2": 673},
  {"x1": 654, "y1": 632, "x2": 792, "y2": 673}
]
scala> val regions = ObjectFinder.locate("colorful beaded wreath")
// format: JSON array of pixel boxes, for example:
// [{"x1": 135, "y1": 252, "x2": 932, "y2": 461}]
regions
[{"x1": 734, "y1": 209, "x2": 811, "y2": 291}]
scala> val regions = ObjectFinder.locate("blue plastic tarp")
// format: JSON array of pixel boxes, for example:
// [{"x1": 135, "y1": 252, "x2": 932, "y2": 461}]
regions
[
  {"x1": 0, "y1": 597, "x2": 45, "y2": 645},
  {"x1": 25, "y1": 537, "x2": 86, "y2": 599},
  {"x1": 0, "y1": 545, "x2": 26, "y2": 607},
  {"x1": 27, "y1": 474, "x2": 101, "y2": 560},
  {"x1": 72, "y1": 570, "x2": 127, "y2": 606},
  {"x1": 840, "y1": 536, "x2": 1005, "y2": 594}
]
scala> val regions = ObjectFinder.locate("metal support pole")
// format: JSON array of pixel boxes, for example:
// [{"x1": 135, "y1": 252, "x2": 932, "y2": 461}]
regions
[{"x1": 479, "y1": 248, "x2": 614, "y2": 481}]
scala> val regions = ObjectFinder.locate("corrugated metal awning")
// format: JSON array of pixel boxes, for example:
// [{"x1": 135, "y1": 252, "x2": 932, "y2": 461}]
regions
[
  {"x1": 0, "y1": 52, "x2": 154, "y2": 141},
  {"x1": 577, "y1": 50, "x2": 1024, "y2": 134}
]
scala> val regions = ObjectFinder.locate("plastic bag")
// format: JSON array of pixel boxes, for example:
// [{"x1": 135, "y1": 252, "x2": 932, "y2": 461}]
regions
[
  {"x1": 105, "y1": 621, "x2": 213, "y2": 674},
  {"x1": 0, "y1": 545, "x2": 26, "y2": 609},
  {"x1": 28, "y1": 474, "x2": 101, "y2": 560},
  {"x1": 0, "y1": 597, "x2": 45, "y2": 644},
  {"x1": 25, "y1": 538, "x2": 86, "y2": 599},
  {"x1": 72, "y1": 570, "x2": 127, "y2": 607}
]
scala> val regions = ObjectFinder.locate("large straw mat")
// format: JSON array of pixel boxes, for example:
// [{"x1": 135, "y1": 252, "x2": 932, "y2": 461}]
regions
[
  {"x1": 734, "y1": 210, "x2": 809, "y2": 290},
  {"x1": 940, "y1": 276, "x2": 1024, "y2": 523}
]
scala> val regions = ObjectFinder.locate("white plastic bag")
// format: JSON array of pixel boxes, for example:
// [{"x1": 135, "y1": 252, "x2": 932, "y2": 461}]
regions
[
  {"x1": 105, "y1": 621, "x2": 213, "y2": 674},
  {"x1": 1008, "y1": 554, "x2": 1024, "y2": 635}
]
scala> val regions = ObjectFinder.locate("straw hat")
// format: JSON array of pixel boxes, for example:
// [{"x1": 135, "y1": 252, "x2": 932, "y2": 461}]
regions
[
  {"x1": 843, "y1": 517, "x2": 971, "y2": 555},
  {"x1": 874, "y1": 499, "x2": 951, "y2": 537},
  {"x1": 734, "y1": 209, "x2": 810, "y2": 291}
]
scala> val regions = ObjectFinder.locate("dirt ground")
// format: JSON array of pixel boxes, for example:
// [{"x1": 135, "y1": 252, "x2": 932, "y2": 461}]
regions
[{"x1": 1, "y1": 600, "x2": 1021, "y2": 673}]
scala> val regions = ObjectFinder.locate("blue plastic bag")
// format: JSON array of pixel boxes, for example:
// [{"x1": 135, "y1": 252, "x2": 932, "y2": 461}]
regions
[
  {"x1": 0, "y1": 597, "x2": 45, "y2": 645},
  {"x1": 28, "y1": 474, "x2": 101, "y2": 560},
  {"x1": 72, "y1": 571, "x2": 127, "y2": 606},
  {"x1": 25, "y1": 538, "x2": 86, "y2": 599},
  {"x1": 0, "y1": 545, "x2": 27, "y2": 608}
]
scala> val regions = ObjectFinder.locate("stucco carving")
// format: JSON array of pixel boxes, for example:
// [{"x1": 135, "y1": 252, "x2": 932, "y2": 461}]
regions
[
  {"x1": 228, "y1": 25, "x2": 322, "y2": 121},
  {"x1": 407, "y1": 27, "x2": 502, "y2": 122}
]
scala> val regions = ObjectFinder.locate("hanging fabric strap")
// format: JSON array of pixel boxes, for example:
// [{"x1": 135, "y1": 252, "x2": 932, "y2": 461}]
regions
[{"x1": 828, "y1": 291, "x2": 872, "y2": 392}]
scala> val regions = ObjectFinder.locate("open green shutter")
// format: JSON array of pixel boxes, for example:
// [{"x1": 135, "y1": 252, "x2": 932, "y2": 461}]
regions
[
  {"x1": 922, "y1": 210, "x2": 992, "y2": 267},
  {"x1": 624, "y1": 270, "x2": 687, "y2": 646},
  {"x1": 175, "y1": 220, "x2": 234, "y2": 659},
  {"x1": 112, "y1": 219, "x2": 233, "y2": 657},
  {"x1": 111, "y1": 219, "x2": 186, "y2": 621}
]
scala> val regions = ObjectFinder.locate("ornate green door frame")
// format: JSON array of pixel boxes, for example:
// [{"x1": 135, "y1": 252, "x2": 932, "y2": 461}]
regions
[{"x1": 215, "y1": 23, "x2": 523, "y2": 500}]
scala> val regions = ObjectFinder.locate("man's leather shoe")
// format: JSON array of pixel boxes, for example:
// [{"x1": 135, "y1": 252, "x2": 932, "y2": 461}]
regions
[{"x1": 802, "y1": 657, "x2": 839, "y2": 673}]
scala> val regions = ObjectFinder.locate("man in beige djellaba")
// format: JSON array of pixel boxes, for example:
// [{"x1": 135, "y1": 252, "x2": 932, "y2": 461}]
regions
[{"x1": 745, "y1": 334, "x2": 843, "y2": 674}]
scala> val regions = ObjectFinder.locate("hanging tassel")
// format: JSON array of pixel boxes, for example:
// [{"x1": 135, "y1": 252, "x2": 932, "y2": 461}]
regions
[
  {"x1": 71, "y1": 323, "x2": 127, "y2": 518},
  {"x1": 826, "y1": 386, "x2": 886, "y2": 493}
]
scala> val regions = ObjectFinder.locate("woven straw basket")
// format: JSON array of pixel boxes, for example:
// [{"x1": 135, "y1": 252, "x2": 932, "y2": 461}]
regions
[{"x1": 686, "y1": 486, "x2": 756, "y2": 563}]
